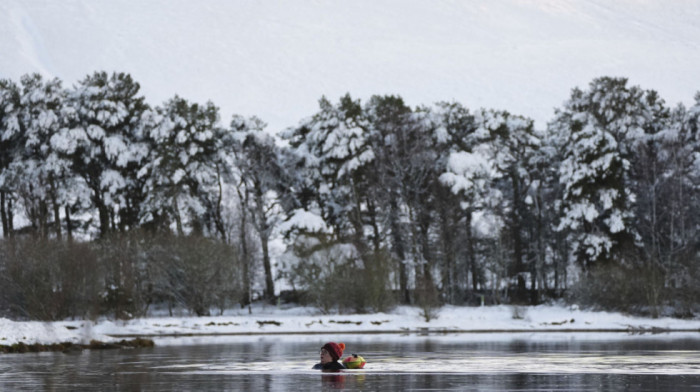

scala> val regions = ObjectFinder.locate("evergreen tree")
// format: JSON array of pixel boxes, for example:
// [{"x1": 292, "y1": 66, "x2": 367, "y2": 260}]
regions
[
  {"x1": 365, "y1": 95, "x2": 436, "y2": 303},
  {"x1": 432, "y1": 101, "x2": 481, "y2": 299},
  {"x1": 64, "y1": 71, "x2": 149, "y2": 236},
  {"x1": 440, "y1": 106, "x2": 540, "y2": 302},
  {"x1": 0, "y1": 78, "x2": 21, "y2": 237},
  {"x1": 478, "y1": 109, "x2": 540, "y2": 302},
  {"x1": 281, "y1": 94, "x2": 394, "y2": 306},
  {"x1": 551, "y1": 77, "x2": 650, "y2": 268},
  {"x1": 16, "y1": 74, "x2": 69, "y2": 237},
  {"x1": 0, "y1": 75, "x2": 77, "y2": 238},
  {"x1": 139, "y1": 96, "x2": 224, "y2": 236},
  {"x1": 283, "y1": 94, "x2": 373, "y2": 244}
]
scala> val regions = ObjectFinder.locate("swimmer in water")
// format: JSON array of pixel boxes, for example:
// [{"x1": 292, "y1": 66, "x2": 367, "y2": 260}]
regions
[{"x1": 312, "y1": 342, "x2": 346, "y2": 370}]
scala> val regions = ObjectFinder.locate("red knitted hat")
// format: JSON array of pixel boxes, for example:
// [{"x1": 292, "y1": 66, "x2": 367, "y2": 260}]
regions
[{"x1": 322, "y1": 342, "x2": 345, "y2": 361}]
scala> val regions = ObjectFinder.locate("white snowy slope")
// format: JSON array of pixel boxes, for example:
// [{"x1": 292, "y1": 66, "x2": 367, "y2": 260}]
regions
[
  {"x1": 1, "y1": 0, "x2": 699, "y2": 134},
  {"x1": 2, "y1": 304, "x2": 700, "y2": 346}
]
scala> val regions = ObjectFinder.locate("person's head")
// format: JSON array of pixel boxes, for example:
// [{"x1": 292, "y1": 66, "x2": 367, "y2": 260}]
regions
[{"x1": 320, "y1": 342, "x2": 345, "y2": 364}]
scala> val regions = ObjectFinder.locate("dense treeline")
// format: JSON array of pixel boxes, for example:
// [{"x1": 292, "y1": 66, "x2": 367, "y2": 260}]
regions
[{"x1": 0, "y1": 72, "x2": 699, "y2": 320}]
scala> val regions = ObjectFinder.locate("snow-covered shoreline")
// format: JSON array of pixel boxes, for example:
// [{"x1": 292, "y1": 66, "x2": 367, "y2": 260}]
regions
[{"x1": 2, "y1": 304, "x2": 699, "y2": 347}]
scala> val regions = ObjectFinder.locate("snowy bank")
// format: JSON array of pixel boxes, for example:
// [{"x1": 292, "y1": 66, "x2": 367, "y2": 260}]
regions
[{"x1": 2, "y1": 305, "x2": 699, "y2": 346}]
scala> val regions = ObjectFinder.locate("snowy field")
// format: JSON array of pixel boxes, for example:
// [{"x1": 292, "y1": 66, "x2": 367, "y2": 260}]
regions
[{"x1": 2, "y1": 304, "x2": 699, "y2": 346}]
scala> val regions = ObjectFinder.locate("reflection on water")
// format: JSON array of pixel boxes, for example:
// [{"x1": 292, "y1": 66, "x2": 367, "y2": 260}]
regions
[{"x1": 1, "y1": 334, "x2": 700, "y2": 391}]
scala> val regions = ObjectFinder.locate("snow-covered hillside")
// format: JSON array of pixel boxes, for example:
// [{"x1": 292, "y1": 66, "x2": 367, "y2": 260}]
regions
[{"x1": 1, "y1": 0, "x2": 699, "y2": 134}]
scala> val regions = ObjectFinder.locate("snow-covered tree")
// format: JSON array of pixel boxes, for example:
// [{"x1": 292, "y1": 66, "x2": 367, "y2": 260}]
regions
[
  {"x1": 230, "y1": 115, "x2": 287, "y2": 301},
  {"x1": 478, "y1": 109, "x2": 540, "y2": 300},
  {"x1": 0, "y1": 74, "x2": 81, "y2": 238},
  {"x1": 365, "y1": 96, "x2": 440, "y2": 302},
  {"x1": 281, "y1": 94, "x2": 406, "y2": 306},
  {"x1": 551, "y1": 77, "x2": 650, "y2": 268},
  {"x1": 440, "y1": 106, "x2": 541, "y2": 302},
  {"x1": 528, "y1": 130, "x2": 566, "y2": 295},
  {"x1": 16, "y1": 74, "x2": 68, "y2": 236},
  {"x1": 283, "y1": 94, "x2": 373, "y2": 244},
  {"x1": 63, "y1": 71, "x2": 149, "y2": 236},
  {"x1": 431, "y1": 101, "x2": 480, "y2": 299},
  {"x1": 0, "y1": 78, "x2": 20, "y2": 237},
  {"x1": 139, "y1": 96, "x2": 225, "y2": 236},
  {"x1": 640, "y1": 94, "x2": 700, "y2": 311}
]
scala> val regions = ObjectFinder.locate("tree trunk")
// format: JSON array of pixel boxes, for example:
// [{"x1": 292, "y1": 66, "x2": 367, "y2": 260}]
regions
[
  {"x1": 366, "y1": 198, "x2": 381, "y2": 253},
  {"x1": 1, "y1": 191, "x2": 8, "y2": 237},
  {"x1": 349, "y1": 178, "x2": 368, "y2": 259},
  {"x1": 214, "y1": 167, "x2": 227, "y2": 241},
  {"x1": 418, "y1": 211, "x2": 432, "y2": 285},
  {"x1": 252, "y1": 185, "x2": 275, "y2": 302},
  {"x1": 534, "y1": 190, "x2": 546, "y2": 303},
  {"x1": 7, "y1": 195, "x2": 13, "y2": 235},
  {"x1": 39, "y1": 200, "x2": 49, "y2": 238},
  {"x1": 96, "y1": 191, "x2": 110, "y2": 237},
  {"x1": 52, "y1": 199, "x2": 62, "y2": 239},
  {"x1": 261, "y1": 232, "x2": 274, "y2": 301},
  {"x1": 530, "y1": 264, "x2": 538, "y2": 304},
  {"x1": 65, "y1": 205, "x2": 73, "y2": 240},
  {"x1": 466, "y1": 207, "x2": 478, "y2": 292},
  {"x1": 408, "y1": 205, "x2": 423, "y2": 297},
  {"x1": 389, "y1": 198, "x2": 409, "y2": 303},
  {"x1": 511, "y1": 172, "x2": 526, "y2": 300},
  {"x1": 110, "y1": 207, "x2": 117, "y2": 232},
  {"x1": 123, "y1": 197, "x2": 133, "y2": 232},
  {"x1": 438, "y1": 199, "x2": 455, "y2": 304},
  {"x1": 240, "y1": 218, "x2": 251, "y2": 309},
  {"x1": 236, "y1": 185, "x2": 252, "y2": 310},
  {"x1": 49, "y1": 176, "x2": 61, "y2": 239},
  {"x1": 173, "y1": 197, "x2": 184, "y2": 236}
]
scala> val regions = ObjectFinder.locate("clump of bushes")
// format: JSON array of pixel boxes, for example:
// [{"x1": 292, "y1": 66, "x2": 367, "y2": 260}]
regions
[
  {"x1": 0, "y1": 237, "x2": 100, "y2": 320},
  {"x1": 568, "y1": 262, "x2": 668, "y2": 317},
  {"x1": 0, "y1": 231, "x2": 246, "y2": 320},
  {"x1": 280, "y1": 235, "x2": 396, "y2": 314}
]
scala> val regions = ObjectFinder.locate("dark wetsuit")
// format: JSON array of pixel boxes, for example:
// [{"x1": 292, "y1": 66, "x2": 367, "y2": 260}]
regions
[{"x1": 312, "y1": 361, "x2": 346, "y2": 370}]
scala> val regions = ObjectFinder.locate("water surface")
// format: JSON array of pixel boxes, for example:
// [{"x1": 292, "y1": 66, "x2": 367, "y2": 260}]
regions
[{"x1": 1, "y1": 333, "x2": 700, "y2": 391}]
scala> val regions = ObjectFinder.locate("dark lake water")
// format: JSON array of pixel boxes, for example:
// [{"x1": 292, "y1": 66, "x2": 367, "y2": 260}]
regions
[{"x1": 1, "y1": 333, "x2": 700, "y2": 391}]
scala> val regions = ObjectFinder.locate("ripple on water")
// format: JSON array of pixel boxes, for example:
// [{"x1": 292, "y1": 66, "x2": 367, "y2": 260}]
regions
[{"x1": 156, "y1": 349, "x2": 700, "y2": 376}]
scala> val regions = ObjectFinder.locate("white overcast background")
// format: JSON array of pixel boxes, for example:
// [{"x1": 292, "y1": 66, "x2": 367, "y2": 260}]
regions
[{"x1": 1, "y1": 0, "x2": 699, "y2": 133}]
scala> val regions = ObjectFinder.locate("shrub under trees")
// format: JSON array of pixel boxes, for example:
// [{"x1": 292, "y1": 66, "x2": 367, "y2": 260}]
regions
[{"x1": 0, "y1": 233, "x2": 243, "y2": 320}]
